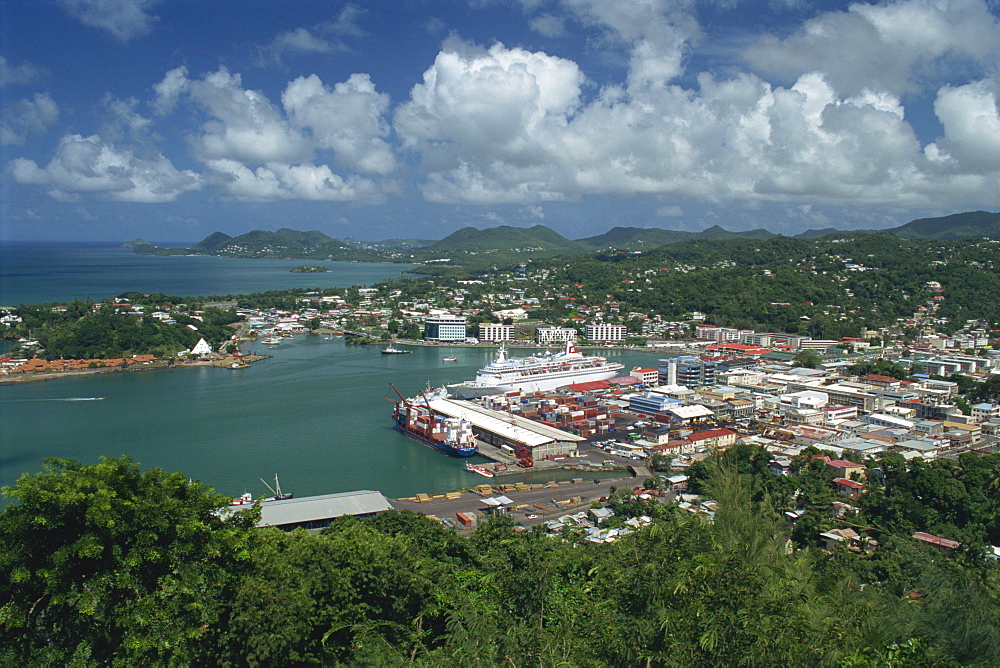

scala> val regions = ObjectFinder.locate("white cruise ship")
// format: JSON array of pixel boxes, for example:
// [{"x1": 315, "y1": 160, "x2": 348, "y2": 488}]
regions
[{"x1": 447, "y1": 342, "x2": 624, "y2": 398}]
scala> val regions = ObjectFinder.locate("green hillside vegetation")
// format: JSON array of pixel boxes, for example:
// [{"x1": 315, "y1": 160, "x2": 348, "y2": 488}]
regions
[
  {"x1": 134, "y1": 228, "x2": 390, "y2": 261},
  {"x1": 424, "y1": 224, "x2": 589, "y2": 254},
  {"x1": 889, "y1": 211, "x2": 1000, "y2": 240},
  {"x1": 532, "y1": 233, "x2": 1000, "y2": 336},
  {"x1": 2, "y1": 456, "x2": 997, "y2": 665},
  {"x1": 578, "y1": 224, "x2": 774, "y2": 250},
  {"x1": 194, "y1": 231, "x2": 233, "y2": 251},
  {"x1": 5, "y1": 296, "x2": 238, "y2": 359},
  {"x1": 126, "y1": 210, "x2": 1000, "y2": 265}
]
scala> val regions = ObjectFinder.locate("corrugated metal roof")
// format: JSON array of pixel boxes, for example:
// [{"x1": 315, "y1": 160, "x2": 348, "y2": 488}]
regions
[
  {"x1": 429, "y1": 398, "x2": 585, "y2": 446},
  {"x1": 669, "y1": 405, "x2": 714, "y2": 419},
  {"x1": 257, "y1": 490, "x2": 393, "y2": 528}
]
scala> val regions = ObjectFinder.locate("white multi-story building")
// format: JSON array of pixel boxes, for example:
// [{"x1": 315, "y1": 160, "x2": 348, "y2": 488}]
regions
[
  {"x1": 536, "y1": 327, "x2": 577, "y2": 344},
  {"x1": 695, "y1": 325, "x2": 751, "y2": 342},
  {"x1": 798, "y1": 339, "x2": 839, "y2": 351},
  {"x1": 478, "y1": 323, "x2": 514, "y2": 342},
  {"x1": 585, "y1": 323, "x2": 627, "y2": 342},
  {"x1": 972, "y1": 403, "x2": 1000, "y2": 422},
  {"x1": 424, "y1": 315, "x2": 467, "y2": 342},
  {"x1": 631, "y1": 367, "x2": 659, "y2": 387}
]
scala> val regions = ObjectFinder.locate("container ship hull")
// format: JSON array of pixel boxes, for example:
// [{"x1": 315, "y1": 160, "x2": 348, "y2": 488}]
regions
[
  {"x1": 392, "y1": 388, "x2": 477, "y2": 457},
  {"x1": 394, "y1": 416, "x2": 477, "y2": 457}
]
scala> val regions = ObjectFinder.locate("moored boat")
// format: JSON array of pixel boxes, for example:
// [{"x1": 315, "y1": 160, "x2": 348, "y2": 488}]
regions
[
  {"x1": 447, "y1": 341, "x2": 624, "y2": 398},
  {"x1": 464, "y1": 462, "x2": 495, "y2": 477},
  {"x1": 390, "y1": 384, "x2": 477, "y2": 457},
  {"x1": 260, "y1": 474, "x2": 293, "y2": 502},
  {"x1": 230, "y1": 492, "x2": 254, "y2": 506}
]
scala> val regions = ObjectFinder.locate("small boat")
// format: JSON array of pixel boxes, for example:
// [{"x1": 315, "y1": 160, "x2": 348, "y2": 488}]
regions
[
  {"x1": 464, "y1": 463, "x2": 495, "y2": 478},
  {"x1": 442, "y1": 356, "x2": 458, "y2": 361},
  {"x1": 261, "y1": 337, "x2": 281, "y2": 345},
  {"x1": 230, "y1": 492, "x2": 254, "y2": 506},
  {"x1": 260, "y1": 474, "x2": 293, "y2": 502},
  {"x1": 382, "y1": 345, "x2": 411, "y2": 354}
]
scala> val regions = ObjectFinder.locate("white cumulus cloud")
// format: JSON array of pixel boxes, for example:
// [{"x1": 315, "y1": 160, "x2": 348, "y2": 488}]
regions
[
  {"x1": 149, "y1": 65, "x2": 397, "y2": 203},
  {"x1": 0, "y1": 56, "x2": 46, "y2": 87},
  {"x1": 394, "y1": 41, "x2": 585, "y2": 201},
  {"x1": 282, "y1": 73, "x2": 396, "y2": 174},
  {"x1": 11, "y1": 133, "x2": 202, "y2": 202},
  {"x1": 152, "y1": 66, "x2": 190, "y2": 115},
  {"x1": 58, "y1": 0, "x2": 162, "y2": 42},
  {"x1": 1, "y1": 92, "x2": 59, "y2": 145},
  {"x1": 926, "y1": 79, "x2": 1000, "y2": 173},
  {"x1": 205, "y1": 159, "x2": 380, "y2": 202},
  {"x1": 743, "y1": 0, "x2": 1000, "y2": 95},
  {"x1": 392, "y1": 39, "x2": 992, "y2": 208},
  {"x1": 186, "y1": 67, "x2": 313, "y2": 164}
]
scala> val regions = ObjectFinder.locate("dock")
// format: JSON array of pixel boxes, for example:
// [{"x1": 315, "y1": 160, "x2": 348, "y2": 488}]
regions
[{"x1": 393, "y1": 474, "x2": 640, "y2": 531}]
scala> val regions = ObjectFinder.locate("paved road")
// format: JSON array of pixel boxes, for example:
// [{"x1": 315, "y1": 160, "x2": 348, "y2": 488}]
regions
[{"x1": 392, "y1": 474, "x2": 642, "y2": 531}]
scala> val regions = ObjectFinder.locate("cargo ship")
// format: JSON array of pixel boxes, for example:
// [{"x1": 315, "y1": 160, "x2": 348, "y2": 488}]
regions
[
  {"x1": 447, "y1": 341, "x2": 624, "y2": 398},
  {"x1": 390, "y1": 385, "x2": 477, "y2": 457}
]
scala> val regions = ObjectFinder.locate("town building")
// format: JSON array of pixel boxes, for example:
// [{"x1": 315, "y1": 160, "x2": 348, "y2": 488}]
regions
[
  {"x1": 659, "y1": 356, "x2": 717, "y2": 388},
  {"x1": 584, "y1": 323, "x2": 627, "y2": 342},
  {"x1": 630, "y1": 367, "x2": 659, "y2": 387},
  {"x1": 256, "y1": 491, "x2": 394, "y2": 531},
  {"x1": 536, "y1": 327, "x2": 578, "y2": 345},
  {"x1": 424, "y1": 315, "x2": 468, "y2": 342},
  {"x1": 478, "y1": 323, "x2": 514, "y2": 342}
]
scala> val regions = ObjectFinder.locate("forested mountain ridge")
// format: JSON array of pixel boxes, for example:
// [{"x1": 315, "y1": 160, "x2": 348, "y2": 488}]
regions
[
  {"x1": 128, "y1": 210, "x2": 999, "y2": 263},
  {"x1": 424, "y1": 224, "x2": 588, "y2": 254},
  {"x1": 887, "y1": 210, "x2": 1000, "y2": 240},
  {"x1": 578, "y1": 224, "x2": 775, "y2": 249},
  {"x1": 131, "y1": 228, "x2": 392, "y2": 261}
]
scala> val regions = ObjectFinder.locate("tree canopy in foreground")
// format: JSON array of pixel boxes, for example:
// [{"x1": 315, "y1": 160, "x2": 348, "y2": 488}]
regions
[{"x1": 2, "y1": 456, "x2": 998, "y2": 666}]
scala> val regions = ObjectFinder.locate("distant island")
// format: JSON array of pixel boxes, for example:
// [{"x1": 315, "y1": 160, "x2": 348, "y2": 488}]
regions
[{"x1": 290, "y1": 266, "x2": 330, "y2": 273}]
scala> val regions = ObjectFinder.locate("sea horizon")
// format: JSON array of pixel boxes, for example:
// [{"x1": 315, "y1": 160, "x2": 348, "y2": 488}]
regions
[{"x1": 0, "y1": 240, "x2": 416, "y2": 306}]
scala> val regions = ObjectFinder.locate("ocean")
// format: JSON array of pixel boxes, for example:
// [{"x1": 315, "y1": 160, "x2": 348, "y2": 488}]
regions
[
  {"x1": 0, "y1": 241, "x2": 416, "y2": 305},
  {"x1": 0, "y1": 242, "x2": 662, "y2": 501}
]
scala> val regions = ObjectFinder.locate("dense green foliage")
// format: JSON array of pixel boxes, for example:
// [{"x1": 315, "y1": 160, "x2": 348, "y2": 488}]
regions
[
  {"x1": 889, "y1": 211, "x2": 1000, "y2": 240},
  {"x1": 5, "y1": 298, "x2": 237, "y2": 359},
  {"x1": 686, "y1": 444, "x2": 1000, "y2": 548},
  {"x1": 541, "y1": 234, "x2": 1000, "y2": 336},
  {"x1": 136, "y1": 228, "x2": 390, "y2": 261},
  {"x1": 3, "y1": 456, "x2": 998, "y2": 666}
]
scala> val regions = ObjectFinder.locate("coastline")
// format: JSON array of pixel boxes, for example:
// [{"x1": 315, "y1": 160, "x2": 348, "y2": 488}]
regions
[{"x1": 0, "y1": 354, "x2": 267, "y2": 384}]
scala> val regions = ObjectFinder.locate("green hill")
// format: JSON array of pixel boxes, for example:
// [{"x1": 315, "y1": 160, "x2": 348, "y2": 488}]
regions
[
  {"x1": 425, "y1": 225, "x2": 586, "y2": 254},
  {"x1": 580, "y1": 225, "x2": 775, "y2": 250},
  {"x1": 887, "y1": 211, "x2": 1000, "y2": 240},
  {"x1": 579, "y1": 226, "x2": 697, "y2": 249},
  {"x1": 193, "y1": 231, "x2": 232, "y2": 251},
  {"x1": 694, "y1": 225, "x2": 775, "y2": 241}
]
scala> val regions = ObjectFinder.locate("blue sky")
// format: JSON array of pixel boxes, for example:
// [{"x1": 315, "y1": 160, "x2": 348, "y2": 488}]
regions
[{"x1": 2, "y1": 0, "x2": 998, "y2": 243}]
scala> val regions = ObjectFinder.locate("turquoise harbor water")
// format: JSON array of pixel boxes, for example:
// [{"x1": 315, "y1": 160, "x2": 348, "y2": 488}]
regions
[
  {"x1": 0, "y1": 242, "x2": 662, "y2": 500},
  {"x1": 0, "y1": 337, "x2": 657, "y2": 500}
]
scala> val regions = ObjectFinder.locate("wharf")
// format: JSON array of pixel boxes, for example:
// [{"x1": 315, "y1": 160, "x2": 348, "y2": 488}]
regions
[
  {"x1": 473, "y1": 439, "x2": 624, "y2": 477},
  {"x1": 394, "y1": 474, "x2": 646, "y2": 532}
]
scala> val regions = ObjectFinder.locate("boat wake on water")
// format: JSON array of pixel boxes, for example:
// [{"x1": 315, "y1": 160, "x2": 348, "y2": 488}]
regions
[{"x1": 0, "y1": 397, "x2": 106, "y2": 402}]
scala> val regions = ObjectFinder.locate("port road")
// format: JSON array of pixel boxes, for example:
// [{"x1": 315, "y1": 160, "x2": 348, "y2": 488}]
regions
[{"x1": 392, "y1": 473, "x2": 657, "y2": 531}]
